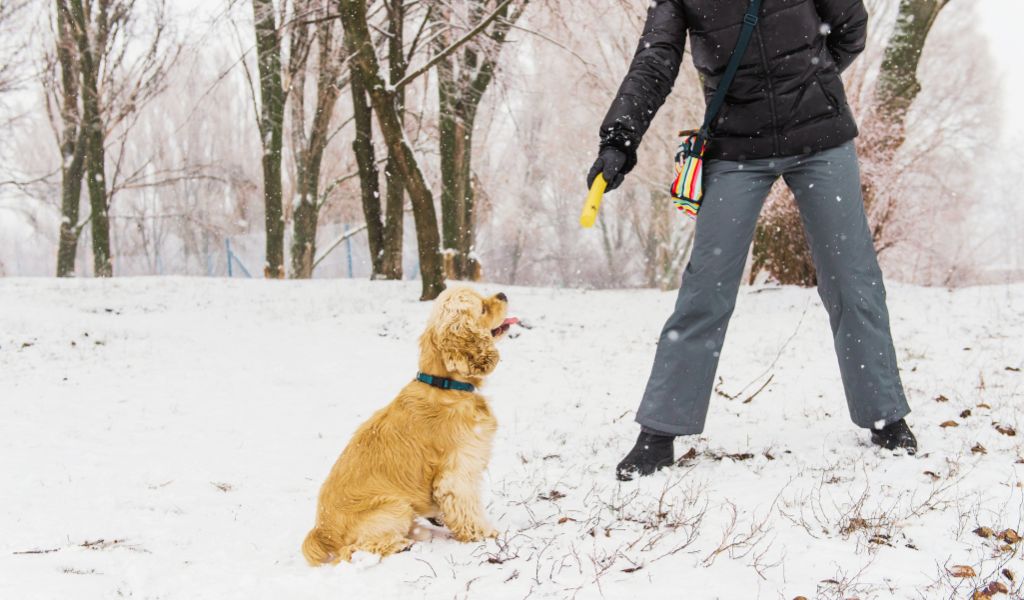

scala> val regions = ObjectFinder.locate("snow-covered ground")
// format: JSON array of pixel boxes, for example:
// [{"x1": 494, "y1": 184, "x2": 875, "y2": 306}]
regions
[{"x1": 2, "y1": 278, "x2": 1022, "y2": 599}]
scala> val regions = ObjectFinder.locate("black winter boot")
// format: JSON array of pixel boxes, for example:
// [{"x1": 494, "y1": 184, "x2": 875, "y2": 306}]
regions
[
  {"x1": 616, "y1": 431, "x2": 675, "y2": 481},
  {"x1": 870, "y1": 418, "x2": 917, "y2": 454}
]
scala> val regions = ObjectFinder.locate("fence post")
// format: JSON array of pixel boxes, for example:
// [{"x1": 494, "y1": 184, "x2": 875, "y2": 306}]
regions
[
  {"x1": 344, "y1": 223, "x2": 354, "y2": 278},
  {"x1": 225, "y1": 238, "x2": 233, "y2": 278}
]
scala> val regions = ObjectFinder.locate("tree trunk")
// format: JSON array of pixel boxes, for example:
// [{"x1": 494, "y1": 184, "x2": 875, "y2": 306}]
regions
[
  {"x1": 749, "y1": 186, "x2": 817, "y2": 286},
  {"x1": 350, "y1": 74, "x2": 385, "y2": 277},
  {"x1": 252, "y1": 0, "x2": 286, "y2": 279},
  {"x1": 339, "y1": 0, "x2": 445, "y2": 300},
  {"x1": 859, "y1": 0, "x2": 951, "y2": 246},
  {"x1": 874, "y1": 0, "x2": 950, "y2": 153},
  {"x1": 437, "y1": 53, "x2": 461, "y2": 277},
  {"x1": 439, "y1": 107, "x2": 479, "y2": 281},
  {"x1": 437, "y1": 57, "x2": 478, "y2": 280},
  {"x1": 435, "y1": 0, "x2": 526, "y2": 281},
  {"x1": 83, "y1": 95, "x2": 112, "y2": 277},
  {"x1": 56, "y1": 136, "x2": 87, "y2": 276},
  {"x1": 68, "y1": 0, "x2": 111, "y2": 277},
  {"x1": 291, "y1": 164, "x2": 320, "y2": 278},
  {"x1": 379, "y1": 0, "x2": 406, "y2": 280},
  {"x1": 290, "y1": 12, "x2": 343, "y2": 279},
  {"x1": 456, "y1": 126, "x2": 478, "y2": 280},
  {"x1": 54, "y1": 1, "x2": 85, "y2": 277}
]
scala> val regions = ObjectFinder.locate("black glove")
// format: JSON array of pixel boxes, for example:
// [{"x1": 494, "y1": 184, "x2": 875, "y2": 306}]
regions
[{"x1": 586, "y1": 146, "x2": 637, "y2": 192}]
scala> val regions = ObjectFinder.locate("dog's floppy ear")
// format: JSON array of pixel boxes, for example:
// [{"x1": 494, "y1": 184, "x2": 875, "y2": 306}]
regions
[{"x1": 431, "y1": 289, "x2": 499, "y2": 378}]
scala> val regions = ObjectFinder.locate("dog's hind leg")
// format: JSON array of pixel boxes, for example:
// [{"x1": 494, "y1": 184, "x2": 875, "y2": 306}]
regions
[{"x1": 348, "y1": 499, "x2": 416, "y2": 559}]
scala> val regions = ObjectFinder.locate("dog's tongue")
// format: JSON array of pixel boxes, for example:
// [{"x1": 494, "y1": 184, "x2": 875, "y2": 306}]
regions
[{"x1": 491, "y1": 317, "x2": 519, "y2": 337}]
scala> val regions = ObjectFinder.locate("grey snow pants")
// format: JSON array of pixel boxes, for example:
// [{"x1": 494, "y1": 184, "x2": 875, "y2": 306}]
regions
[{"x1": 637, "y1": 141, "x2": 910, "y2": 435}]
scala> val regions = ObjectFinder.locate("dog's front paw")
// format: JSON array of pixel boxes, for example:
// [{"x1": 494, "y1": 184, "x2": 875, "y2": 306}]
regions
[{"x1": 452, "y1": 522, "x2": 498, "y2": 542}]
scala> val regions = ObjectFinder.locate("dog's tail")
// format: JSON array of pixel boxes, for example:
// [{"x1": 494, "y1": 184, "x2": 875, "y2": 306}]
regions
[{"x1": 302, "y1": 527, "x2": 345, "y2": 566}]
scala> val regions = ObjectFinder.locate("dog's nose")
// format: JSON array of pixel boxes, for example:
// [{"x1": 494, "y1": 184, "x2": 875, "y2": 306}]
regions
[{"x1": 496, "y1": 292, "x2": 508, "y2": 302}]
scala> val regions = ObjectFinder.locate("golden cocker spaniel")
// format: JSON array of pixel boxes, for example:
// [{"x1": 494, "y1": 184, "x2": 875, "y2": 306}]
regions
[{"x1": 302, "y1": 286, "x2": 516, "y2": 565}]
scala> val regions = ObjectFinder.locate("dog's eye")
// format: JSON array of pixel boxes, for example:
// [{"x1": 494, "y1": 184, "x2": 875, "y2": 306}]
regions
[{"x1": 481, "y1": 305, "x2": 488, "y2": 315}]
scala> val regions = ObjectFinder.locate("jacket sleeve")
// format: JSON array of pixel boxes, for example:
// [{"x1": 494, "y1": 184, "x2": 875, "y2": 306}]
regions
[
  {"x1": 814, "y1": 0, "x2": 868, "y2": 73},
  {"x1": 599, "y1": 0, "x2": 687, "y2": 157}
]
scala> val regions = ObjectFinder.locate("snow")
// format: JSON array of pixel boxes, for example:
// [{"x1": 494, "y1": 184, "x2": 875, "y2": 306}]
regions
[{"x1": 2, "y1": 278, "x2": 1022, "y2": 599}]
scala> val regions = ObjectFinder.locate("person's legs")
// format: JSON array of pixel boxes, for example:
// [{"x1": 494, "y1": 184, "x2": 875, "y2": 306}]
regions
[
  {"x1": 781, "y1": 141, "x2": 911, "y2": 429},
  {"x1": 635, "y1": 158, "x2": 778, "y2": 436}
]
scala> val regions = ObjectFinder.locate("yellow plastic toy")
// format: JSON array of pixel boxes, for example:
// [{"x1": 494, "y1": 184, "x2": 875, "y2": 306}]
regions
[{"x1": 579, "y1": 173, "x2": 607, "y2": 228}]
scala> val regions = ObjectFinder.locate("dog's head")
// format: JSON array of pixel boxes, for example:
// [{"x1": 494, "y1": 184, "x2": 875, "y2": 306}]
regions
[{"x1": 419, "y1": 287, "x2": 510, "y2": 382}]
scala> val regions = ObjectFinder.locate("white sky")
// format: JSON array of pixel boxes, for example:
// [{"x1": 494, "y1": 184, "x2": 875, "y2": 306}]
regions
[{"x1": 977, "y1": 0, "x2": 1024, "y2": 137}]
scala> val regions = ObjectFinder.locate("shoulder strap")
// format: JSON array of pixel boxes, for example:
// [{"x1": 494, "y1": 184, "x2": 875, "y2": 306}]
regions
[{"x1": 700, "y1": 0, "x2": 763, "y2": 136}]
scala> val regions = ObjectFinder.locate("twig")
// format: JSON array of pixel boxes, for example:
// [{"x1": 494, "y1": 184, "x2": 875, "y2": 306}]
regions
[
  {"x1": 391, "y1": 0, "x2": 515, "y2": 90},
  {"x1": 311, "y1": 222, "x2": 370, "y2": 270},
  {"x1": 12, "y1": 547, "x2": 60, "y2": 555},
  {"x1": 742, "y1": 373, "x2": 775, "y2": 404}
]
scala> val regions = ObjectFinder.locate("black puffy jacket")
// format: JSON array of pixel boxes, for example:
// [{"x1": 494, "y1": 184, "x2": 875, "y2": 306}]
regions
[{"x1": 600, "y1": 0, "x2": 868, "y2": 161}]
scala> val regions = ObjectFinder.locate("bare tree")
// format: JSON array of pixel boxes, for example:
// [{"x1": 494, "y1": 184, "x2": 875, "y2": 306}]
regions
[
  {"x1": 872, "y1": 0, "x2": 951, "y2": 152},
  {"x1": 288, "y1": 0, "x2": 347, "y2": 279},
  {"x1": 51, "y1": 1, "x2": 87, "y2": 276},
  {"x1": 68, "y1": 0, "x2": 112, "y2": 276},
  {"x1": 431, "y1": 0, "x2": 528, "y2": 281},
  {"x1": 250, "y1": 0, "x2": 289, "y2": 279},
  {"x1": 349, "y1": 66, "x2": 386, "y2": 276},
  {"x1": 348, "y1": 0, "x2": 414, "y2": 281},
  {"x1": 339, "y1": 0, "x2": 447, "y2": 300},
  {"x1": 379, "y1": 0, "x2": 408, "y2": 280},
  {"x1": 46, "y1": 0, "x2": 175, "y2": 277}
]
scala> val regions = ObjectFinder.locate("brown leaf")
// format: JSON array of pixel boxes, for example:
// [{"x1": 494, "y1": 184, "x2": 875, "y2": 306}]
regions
[
  {"x1": 973, "y1": 591, "x2": 993, "y2": 600},
  {"x1": 985, "y1": 581, "x2": 1010, "y2": 594},
  {"x1": 960, "y1": 409, "x2": 973, "y2": 419},
  {"x1": 841, "y1": 517, "x2": 870, "y2": 535},
  {"x1": 994, "y1": 424, "x2": 1017, "y2": 437},
  {"x1": 793, "y1": 597, "x2": 809, "y2": 600},
  {"x1": 1003, "y1": 568, "x2": 1015, "y2": 582},
  {"x1": 538, "y1": 490, "x2": 566, "y2": 501},
  {"x1": 971, "y1": 443, "x2": 988, "y2": 455},
  {"x1": 621, "y1": 565, "x2": 643, "y2": 573},
  {"x1": 935, "y1": 394, "x2": 950, "y2": 402},
  {"x1": 949, "y1": 565, "x2": 978, "y2": 578},
  {"x1": 923, "y1": 471, "x2": 941, "y2": 481},
  {"x1": 974, "y1": 526, "x2": 995, "y2": 539},
  {"x1": 977, "y1": 403, "x2": 992, "y2": 409},
  {"x1": 1006, "y1": 366, "x2": 1022, "y2": 372},
  {"x1": 999, "y1": 529, "x2": 1021, "y2": 544},
  {"x1": 940, "y1": 420, "x2": 960, "y2": 428}
]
